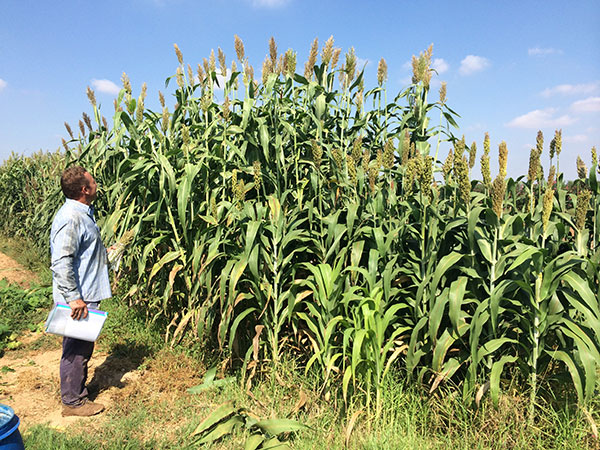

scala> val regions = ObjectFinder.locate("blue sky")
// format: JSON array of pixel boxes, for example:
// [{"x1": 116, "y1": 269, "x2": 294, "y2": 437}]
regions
[{"x1": 1, "y1": 0, "x2": 599, "y2": 180}]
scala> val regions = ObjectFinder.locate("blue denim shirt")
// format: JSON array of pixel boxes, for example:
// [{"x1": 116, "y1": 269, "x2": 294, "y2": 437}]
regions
[{"x1": 50, "y1": 199, "x2": 112, "y2": 304}]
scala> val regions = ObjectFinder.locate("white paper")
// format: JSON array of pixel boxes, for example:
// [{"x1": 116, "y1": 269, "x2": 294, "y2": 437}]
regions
[{"x1": 45, "y1": 303, "x2": 107, "y2": 342}]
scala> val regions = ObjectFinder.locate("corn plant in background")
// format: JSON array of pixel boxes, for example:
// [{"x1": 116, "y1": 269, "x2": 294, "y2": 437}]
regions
[{"x1": 1, "y1": 37, "x2": 599, "y2": 423}]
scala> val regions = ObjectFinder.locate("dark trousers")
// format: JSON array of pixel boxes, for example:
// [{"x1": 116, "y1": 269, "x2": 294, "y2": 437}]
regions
[
  {"x1": 60, "y1": 336, "x2": 95, "y2": 406},
  {"x1": 59, "y1": 300, "x2": 99, "y2": 406}
]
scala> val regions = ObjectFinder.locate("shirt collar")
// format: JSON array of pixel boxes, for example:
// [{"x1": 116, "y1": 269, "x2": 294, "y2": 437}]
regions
[{"x1": 65, "y1": 198, "x2": 94, "y2": 217}]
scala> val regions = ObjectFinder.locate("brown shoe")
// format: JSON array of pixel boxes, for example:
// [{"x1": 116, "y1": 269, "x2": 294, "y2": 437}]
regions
[{"x1": 62, "y1": 399, "x2": 105, "y2": 417}]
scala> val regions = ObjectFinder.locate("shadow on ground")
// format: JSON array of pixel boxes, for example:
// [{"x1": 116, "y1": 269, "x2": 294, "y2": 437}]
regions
[{"x1": 87, "y1": 341, "x2": 153, "y2": 399}]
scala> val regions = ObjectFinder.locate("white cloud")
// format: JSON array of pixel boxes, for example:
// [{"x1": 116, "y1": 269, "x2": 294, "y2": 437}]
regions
[
  {"x1": 528, "y1": 47, "x2": 562, "y2": 56},
  {"x1": 506, "y1": 108, "x2": 576, "y2": 129},
  {"x1": 432, "y1": 58, "x2": 449, "y2": 74},
  {"x1": 571, "y1": 96, "x2": 600, "y2": 113},
  {"x1": 91, "y1": 79, "x2": 120, "y2": 95},
  {"x1": 356, "y1": 57, "x2": 369, "y2": 70},
  {"x1": 541, "y1": 81, "x2": 600, "y2": 98},
  {"x1": 250, "y1": 0, "x2": 289, "y2": 7},
  {"x1": 459, "y1": 55, "x2": 490, "y2": 76},
  {"x1": 0, "y1": 79, "x2": 6, "y2": 91},
  {"x1": 563, "y1": 134, "x2": 588, "y2": 144}
]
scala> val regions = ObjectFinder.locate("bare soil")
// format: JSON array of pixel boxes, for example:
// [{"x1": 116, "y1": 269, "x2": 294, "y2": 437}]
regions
[
  {"x1": 0, "y1": 251, "x2": 38, "y2": 287},
  {"x1": 0, "y1": 332, "x2": 142, "y2": 431}
]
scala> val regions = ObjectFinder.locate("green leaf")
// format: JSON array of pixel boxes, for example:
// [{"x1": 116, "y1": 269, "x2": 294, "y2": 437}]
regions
[
  {"x1": 192, "y1": 401, "x2": 237, "y2": 436},
  {"x1": 490, "y1": 355, "x2": 518, "y2": 407},
  {"x1": 254, "y1": 418, "x2": 308, "y2": 436}
]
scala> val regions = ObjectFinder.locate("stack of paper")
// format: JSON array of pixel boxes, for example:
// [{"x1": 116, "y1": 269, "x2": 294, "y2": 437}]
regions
[{"x1": 44, "y1": 303, "x2": 107, "y2": 342}]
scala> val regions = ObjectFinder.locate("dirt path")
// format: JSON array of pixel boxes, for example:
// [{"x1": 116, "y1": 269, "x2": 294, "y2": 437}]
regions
[{"x1": 0, "y1": 251, "x2": 38, "y2": 287}]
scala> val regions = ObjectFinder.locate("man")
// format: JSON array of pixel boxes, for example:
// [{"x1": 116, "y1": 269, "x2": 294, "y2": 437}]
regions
[{"x1": 50, "y1": 166, "x2": 111, "y2": 417}]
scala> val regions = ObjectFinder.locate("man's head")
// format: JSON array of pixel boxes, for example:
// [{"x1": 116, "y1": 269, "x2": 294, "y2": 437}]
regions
[{"x1": 60, "y1": 166, "x2": 97, "y2": 205}]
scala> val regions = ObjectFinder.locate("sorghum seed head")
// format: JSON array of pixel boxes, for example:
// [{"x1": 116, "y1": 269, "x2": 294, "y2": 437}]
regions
[
  {"x1": 159, "y1": 91, "x2": 165, "y2": 108},
  {"x1": 469, "y1": 141, "x2": 477, "y2": 169},
  {"x1": 577, "y1": 156, "x2": 587, "y2": 179},
  {"x1": 362, "y1": 149, "x2": 370, "y2": 172},
  {"x1": 377, "y1": 58, "x2": 388, "y2": 86},
  {"x1": 187, "y1": 64, "x2": 194, "y2": 85},
  {"x1": 304, "y1": 37, "x2": 319, "y2": 79},
  {"x1": 209, "y1": 49, "x2": 216, "y2": 73},
  {"x1": 82, "y1": 112, "x2": 92, "y2": 132},
  {"x1": 352, "y1": 136, "x2": 363, "y2": 162},
  {"x1": 591, "y1": 146, "x2": 597, "y2": 167},
  {"x1": 345, "y1": 47, "x2": 357, "y2": 84},
  {"x1": 420, "y1": 155, "x2": 434, "y2": 201},
  {"x1": 454, "y1": 135, "x2": 466, "y2": 158},
  {"x1": 79, "y1": 120, "x2": 86, "y2": 137},
  {"x1": 368, "y1": 166, "x2": 378, "y2": 194},
  {"x1": 536, "y1": 130, "x2": 544, "y2": 155},
  {"x1": 64, "y1": 122, "x2": 73, "y2": 139},
  {"x1": 376, "y1": 148, "x2": 383, "y2": 169},
  {"x1": 411, "y1": 44, "x2": 433, "y2": 88},
  {"x1": 136, "y1": 97, "x2": 144, "y2": 122},
  {"x1": 574, "y1": 189, "x2": 591, "y2": 231},
  {"x1": 456, "y1": 155, "x2": 471, "y2": 206},
  {"x1": 347, "y1": 155, "x2": 357, "y2": 185},
  {"x1": 121, "y1": 72, "x2": 132, "y2": 94},
  {"x1": 499, "y1": 141, "x2": 508, "y2": 179},
  {"x1": 284, "y1": 49, "x2": 297, "y2": 78},
  {"x1": 61, "y1": 138, "x2": 68, "y2": 152},
  {"x1": 321, "y1": 35, "x2": 334, "y2": 67},
  {"x1": 86, "y1": 86, "x2": 96, "y2": 107},
  {"x1": 541, "y1": 184, "x2": 554, "y2": 236},
  {"x1": 481, "y1": 152, "x2": 491, "y2": 190},
  {"x1": 173, "y1": 44, "x2": 183, "y2": 64},
  {"x1": 222, "y1": 96, "x2": 230, "y2": 121},
  {"x1": 484, "y1": 132, "x2": 490, "y2": 156},
  {"x1": 439, "y1": 81, "x2": 447, "y2": 104},
  {"x1": 528, "y1": 147, "x2": 540, "y2": 183},
  {"x1": 102, "y1": 116, "x2": 108, "y2": 130},
  {"x1": 549, "y1": 137, "x2": 556, "y2": 159},
  {"x1": 269, "y1": 37, "x2": 277, "y2": 68},
  {"x1": 332, "y1": 147, "x2": 344, "y2": 169},
  {"x1": 548, "y1": 165, "x2": 556, "y2": 186},
  {"x1": 491, "y1": 174, "x2": 506, "y2": 219},
  {"x1": 311, "y1": 140, "x2": 322, "y2": 168},
  {"x1": 555, "y1": 129, "x2": 562, "y2": 156},
  {"x1": 383, "y1": 138, "x2": 395, "y2": 170},
  {"x1": 218, "y1": 48, "x2": 227, "y2": 77},
  {"x1": 253, "y1": 160, "x2": 262, "y2": 193},
  {"x1": 176, "y1": 67, "x2": 184, "y2": 88},
  {"x1": 234, "y1": 35, "x2": 245, "y2": 62},
  {"x1": 262, "y1": 55, "x2": 273, "y2": 85},
  {"x1": 404, "y1": 157, "x2": 418, "y2": 196},
  {"x1": 202, "y1": 58, "x2": 210, "y2": 77},
  {"x1": 331, "y1": 48, "x2": 341, "y2": 70},
  {"x1": 161, "y1": 107, "x2": 169, "y2": 132},
  {"x1": 181, "y1": 125, "x2": 190, "y2": 145}
]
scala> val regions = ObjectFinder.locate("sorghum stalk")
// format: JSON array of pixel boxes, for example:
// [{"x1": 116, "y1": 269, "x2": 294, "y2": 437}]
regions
[{"x1": 434, "y1": 82, "x2": 447, "y2": 163}]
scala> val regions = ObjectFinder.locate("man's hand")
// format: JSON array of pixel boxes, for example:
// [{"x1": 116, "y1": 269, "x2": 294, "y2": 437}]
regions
[{"x1": 69, "y1": 299, "x2": 88, "y2": 320}]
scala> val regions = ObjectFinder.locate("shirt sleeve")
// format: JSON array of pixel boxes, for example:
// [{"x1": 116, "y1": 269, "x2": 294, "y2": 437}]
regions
[{"x1": 50, "y1": 217, "x2": 81, "y2": 302}]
